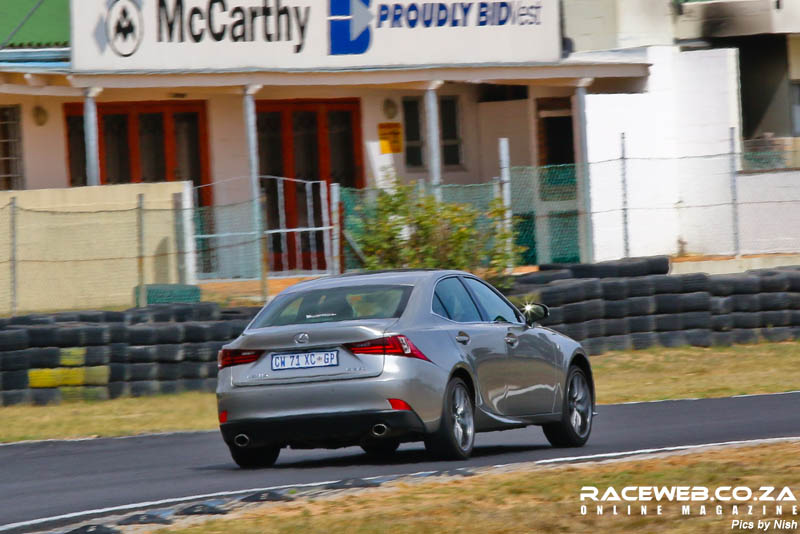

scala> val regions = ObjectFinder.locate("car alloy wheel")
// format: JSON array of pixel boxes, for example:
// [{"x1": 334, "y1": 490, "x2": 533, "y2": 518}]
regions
[
  {"x1": 452, "y1": 383, "x2": 475, "y2": 452},
  {"x1": 567, "y1": 371, "x2": 592, "y2": 439}
]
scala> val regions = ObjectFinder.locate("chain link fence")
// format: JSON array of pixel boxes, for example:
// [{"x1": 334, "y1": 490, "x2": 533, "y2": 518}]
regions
[
  {"x1": 340, "y1": 148, "x2": 800, "y2": 270},
  {"x1": 193, "y1": 176, "x2": 334, "y2": 282},
  {"x1": 1, "y1": 142, "x2": 799, "y2": 314},
  {"x1": 0, "y1": 199, "x2": 189, "y2": 315}
]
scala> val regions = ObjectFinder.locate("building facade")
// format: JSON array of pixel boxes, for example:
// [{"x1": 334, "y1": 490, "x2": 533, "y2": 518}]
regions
[{"x1": 7, "y1": 0, "x2": 791, "y2": 271}]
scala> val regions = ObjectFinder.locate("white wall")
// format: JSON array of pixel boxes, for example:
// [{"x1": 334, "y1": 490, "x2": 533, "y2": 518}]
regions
[
  {"x1": 584, "y1": 46, "x2": 742, "y2": 261},
  {"x1": 672, "y1": 48, "x2": 742, "y2": 256},
  {"x1": 737, "y1": 170, "x2": 800, "y2": 254}
]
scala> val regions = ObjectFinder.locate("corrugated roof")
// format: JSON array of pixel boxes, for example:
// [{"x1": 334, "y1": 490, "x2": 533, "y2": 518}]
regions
[{"x1": 0, "y1": 0, "x2": 69, "y2": 49}]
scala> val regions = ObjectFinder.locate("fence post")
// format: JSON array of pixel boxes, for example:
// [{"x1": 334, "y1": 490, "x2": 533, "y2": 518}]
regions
[
  {"x1": 330, "y1": 183, "x2": 341, "y2": 275},
  {"x1": 620, "y1": 132, "x2": 630, "y2": 258},
  {"x1": 172, "y1": 193, "x2": 186, "y2": 285},
  {"x1": 136, "y1": 194, "x2": 145, "y2": 307},
  {"x1": 575, "y1": 84, "x2": 595, "y2": 264},
  {"x1": 244, "y1": 84, "x2": 267, "y2": 302},
  {"x1": 320, "y1": 181, "x2": 334, "y2": 275},
  {"x1": 9, "y1": 197, "x2": 16, "y2": 316},
  {"x1": 499, "y1": 138, "x2": 513, "y2": 272},
  {"x1": 729, "y1": 126, "x2": 741, "y2": 257},
  {"x1": 306, "y1": 181, "x2": 317, "y2": 272},
  {"x1": 424, "y1": 84, "x2": 443, "y2": 202}
]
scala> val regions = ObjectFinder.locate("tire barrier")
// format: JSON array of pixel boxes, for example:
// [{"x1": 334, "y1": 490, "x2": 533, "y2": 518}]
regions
[
  {"x1": 506, "y1": 258, "x2": 800, "y2": 357},
  {"x1": 0, "y1": 302, "x2": 260, "y2": 406}
]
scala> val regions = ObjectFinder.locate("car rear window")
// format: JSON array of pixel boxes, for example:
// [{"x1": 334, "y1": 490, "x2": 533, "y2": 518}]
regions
[{"x1": 250, "y1": 285, "x2": 413, "y2": 328}]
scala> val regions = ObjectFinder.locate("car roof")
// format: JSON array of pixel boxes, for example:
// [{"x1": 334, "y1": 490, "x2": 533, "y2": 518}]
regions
[{"x1": 282, "y1": 269, "x2": 468, "y2": 293}]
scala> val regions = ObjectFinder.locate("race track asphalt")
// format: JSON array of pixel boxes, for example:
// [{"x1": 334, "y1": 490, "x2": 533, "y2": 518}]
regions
[{"x1": 1, "y1": 392, "x2": 799, "y2": 531}]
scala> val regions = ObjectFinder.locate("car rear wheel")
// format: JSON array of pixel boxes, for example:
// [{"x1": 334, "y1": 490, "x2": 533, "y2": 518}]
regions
[
  {"x1": 543, "y1": 366, "x2": 593, "y2": 447},
  {"x1": 228, "y1": 444, "x2": 281, "y2": 469},
  {"x1": 425, "y1": 377, "x2": 475, "y2": 460},
  {"x1": 360, "y1": 438, "x2": 400, "y2": 457}
]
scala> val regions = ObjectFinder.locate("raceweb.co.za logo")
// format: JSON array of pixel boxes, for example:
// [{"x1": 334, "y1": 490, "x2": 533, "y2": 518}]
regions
[
  {"x1": 329, "y1": 0, "x2": 373, "y2": 55},
  {"x1": 106, "y1": 0, "x2": 143, "y2": 57}
]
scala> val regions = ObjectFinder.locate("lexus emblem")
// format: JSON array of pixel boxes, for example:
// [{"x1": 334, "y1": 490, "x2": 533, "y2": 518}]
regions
[
  {"x1": 106, "y1": 0, "x2": 143, "y2": 58},
  {"x1": 294, "y1": 332, "x2": 310, "y2": 344}
]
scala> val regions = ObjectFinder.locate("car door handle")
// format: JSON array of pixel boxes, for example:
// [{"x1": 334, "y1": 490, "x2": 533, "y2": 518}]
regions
[
  {"x1": 504, "y1": 334, "x2": 518, "y2": 346},
  {"x1": 455, "y1": 332, "x2": 470, "y2": 345}
]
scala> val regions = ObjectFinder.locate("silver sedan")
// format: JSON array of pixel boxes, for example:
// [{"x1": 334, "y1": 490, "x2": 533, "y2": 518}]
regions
[{"x1": 217, "y1": 270, "x2": 594, "y2": 468}]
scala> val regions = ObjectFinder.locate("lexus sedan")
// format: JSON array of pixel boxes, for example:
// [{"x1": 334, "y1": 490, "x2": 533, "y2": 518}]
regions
[{"x1": 217, "y1": 269, "x2": 594, "y2": 468}]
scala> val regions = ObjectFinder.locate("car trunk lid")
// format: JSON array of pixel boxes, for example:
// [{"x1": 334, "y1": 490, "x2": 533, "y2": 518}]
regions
[{"x1": 228, "y1": 319, "x2": 397, "y2": 386}]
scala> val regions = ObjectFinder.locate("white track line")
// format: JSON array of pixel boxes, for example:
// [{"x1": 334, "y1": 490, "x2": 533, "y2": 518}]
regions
[
  {"x1": 528, "y1": 436, "x2": 800, "y2": 465},
  {"x1": 3, "y1": 436, "x2": 800, "y2": 533},
  {"x1": 0, "y1": 479, "x2": 339, "y2": 533}
]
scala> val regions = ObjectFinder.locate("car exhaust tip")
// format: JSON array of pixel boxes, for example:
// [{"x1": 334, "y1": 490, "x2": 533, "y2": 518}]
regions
[
  {"x1": 371, "y1": 423, "x2": 388, "y2": 438},
  {"x1": 234, "y1": 434, "x2": 251, "y2": 448}
]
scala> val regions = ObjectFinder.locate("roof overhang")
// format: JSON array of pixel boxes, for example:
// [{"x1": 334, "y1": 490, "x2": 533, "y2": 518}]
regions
[
  {"x1": 63, "y1": 62, "x2": 649, "y2": 89},
  {"x1": 0, "y1": 48, "x2": 649, "y2": 95}
]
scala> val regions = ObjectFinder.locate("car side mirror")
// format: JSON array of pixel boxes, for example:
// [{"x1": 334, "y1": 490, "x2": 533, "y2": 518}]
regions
[{"x1": 520, "y1": 303, "x2": 549, "y2": 326}]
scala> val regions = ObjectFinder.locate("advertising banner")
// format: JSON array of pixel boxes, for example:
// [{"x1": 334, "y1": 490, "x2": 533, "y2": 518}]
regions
[{"x1": 71, "y1": 0, "x2": 561, "y2": 72}]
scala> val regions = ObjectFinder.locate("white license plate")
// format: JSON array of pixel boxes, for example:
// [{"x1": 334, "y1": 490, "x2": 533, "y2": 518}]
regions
[{"x1": 271, "y1": 350, "x2": 339, "y2": 371}]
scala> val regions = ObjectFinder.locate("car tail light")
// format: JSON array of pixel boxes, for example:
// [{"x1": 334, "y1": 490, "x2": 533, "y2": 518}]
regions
[
  {"x1": 345, "y1": 335, "x2": 430, "y2": 362},
  {"x1": 218, "y1": 410, "x2": 228, "y2": 423},
  {"x1": 388, "y1": 398, "x2": 413, "y2": 411},
  {"x1": 218, "y1": 349, "x2": 264, "y2": 369}
]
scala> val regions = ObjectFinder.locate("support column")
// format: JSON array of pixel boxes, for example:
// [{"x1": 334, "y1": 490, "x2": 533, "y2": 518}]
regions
[
  {"x1": 83, "y1": 87, "x2": 103, "y2": 187},
  {"x1": 574, "y1": 81, "x2": 595, "y2": 264},
  {"x1": 243, "y1": 84, "x2": 267, "y2": 302},
  {"x1": 424, "y1": 81, "x2": 443, "y2": 199}
]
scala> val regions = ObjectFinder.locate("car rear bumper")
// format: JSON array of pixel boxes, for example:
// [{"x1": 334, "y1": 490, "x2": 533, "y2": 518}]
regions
[
  {"x1": 217, "y1": 357, "x2": 449, "y2": 432},
  {"x1": 220, "y1": 409, "x2": 426, "y2": 448}
]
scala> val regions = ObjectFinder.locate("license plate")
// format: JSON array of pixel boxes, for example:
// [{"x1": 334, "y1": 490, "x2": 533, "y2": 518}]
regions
[{"x1": 271, "y1": 350, "x2": 339, "y2": 371}]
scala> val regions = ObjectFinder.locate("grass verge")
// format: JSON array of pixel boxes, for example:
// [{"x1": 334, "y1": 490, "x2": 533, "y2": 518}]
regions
[
  {"x1": 0, "y1": 341, "x2": 798, "y2": 442},
  {"x1": 592, "y1": 341, "x2": 800, "y2": 404},
  {"x1": 154, "y1": 441, "x2": 800, "y2": 534},
  {"x1": 0, "y1": 392, "x2": 217, "y2": 443}
]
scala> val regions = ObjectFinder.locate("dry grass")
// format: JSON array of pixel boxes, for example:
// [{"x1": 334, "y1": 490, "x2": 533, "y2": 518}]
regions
[
  {"x1": 0, "y1": 392, "x2": 217, "y2": 443},
  {"x1": 592, "y1": 341, "x2": 800, "y2": 404},
  {"x1": 1, "y1": 342, "x2": 798, "y2": 443},
  {"x1": 153, "y1": 442, "x2": 800, "y2": 534}
]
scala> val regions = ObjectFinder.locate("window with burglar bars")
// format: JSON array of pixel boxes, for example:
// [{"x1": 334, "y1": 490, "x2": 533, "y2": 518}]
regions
[
  {"x1": 402, "y1": 96, "x2": 462, "y2": 169},
  {"x1": 0, "y1": 106, "x2": 24, "y2": 190}
]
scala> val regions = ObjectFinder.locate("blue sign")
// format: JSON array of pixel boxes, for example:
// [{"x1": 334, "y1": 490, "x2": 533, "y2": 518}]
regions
[{"x1": 329, "y1": 0, "x2": 374, "y2": 55}]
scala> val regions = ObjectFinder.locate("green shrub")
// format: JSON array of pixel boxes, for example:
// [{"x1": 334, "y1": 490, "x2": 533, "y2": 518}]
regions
[{"x1": 353, "y1": 181, "x2": 524, "y2": 286}]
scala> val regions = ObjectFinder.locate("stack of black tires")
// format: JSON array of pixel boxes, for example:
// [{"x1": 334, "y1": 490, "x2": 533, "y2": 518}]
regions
[
  {"x1": 506, "y1": 258, "x2": 800, "y2": 356},
  {"x1": 0, "y1": 303, "x2": 260, "y2": 406}
]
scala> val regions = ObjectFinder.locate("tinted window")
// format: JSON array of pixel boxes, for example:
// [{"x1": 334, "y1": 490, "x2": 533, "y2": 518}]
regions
[
  {"x1": 463, "y1": 278, "x2": 521, "y2": 324},
  {"x1": 432, "y1": 294, "x2": 449, "y2": 318},
  {"x1": 251, "y1": 285, "x2": 412, "y2": 328},
  {"x1": 433, "y1": 278, "x2": 481, "y2": 322}
]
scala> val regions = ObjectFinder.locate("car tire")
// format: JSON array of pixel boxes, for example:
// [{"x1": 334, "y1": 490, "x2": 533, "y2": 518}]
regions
[
  {"x1": 229, "y1": 444, "x2": 281, "y2": 469},
  {"x1": 543, "y1": 366, "x2": 593, "y2": 448},
  {"x1": 361, "y1": 438, "x2": 401, "y2": 457},
  {"x1": 425, "y1": 377, "x2": 475, "y2": 460}
]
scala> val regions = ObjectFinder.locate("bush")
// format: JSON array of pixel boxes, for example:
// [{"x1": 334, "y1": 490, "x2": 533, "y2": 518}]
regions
[{"x1": 354, "y1": 181, "x2": 522, "y2": 287}]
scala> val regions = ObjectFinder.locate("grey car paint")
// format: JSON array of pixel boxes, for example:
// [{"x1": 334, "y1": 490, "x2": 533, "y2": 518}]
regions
[{"x1": 217, "y1": 270, "x2": 591, "y2": 437}]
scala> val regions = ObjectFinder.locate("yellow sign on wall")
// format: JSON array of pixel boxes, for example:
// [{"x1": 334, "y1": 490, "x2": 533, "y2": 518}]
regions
[{"x1": 379, "y1": 122, "x2": 403, "y2": 154}]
